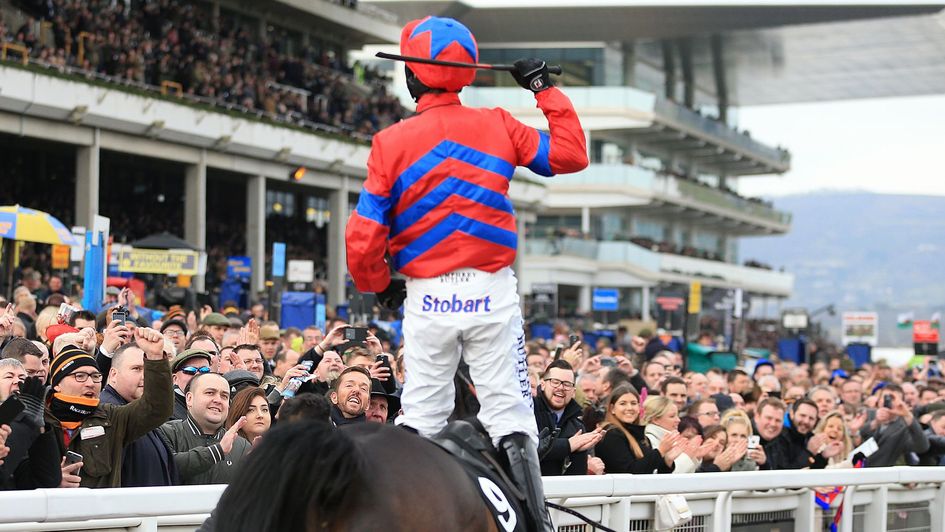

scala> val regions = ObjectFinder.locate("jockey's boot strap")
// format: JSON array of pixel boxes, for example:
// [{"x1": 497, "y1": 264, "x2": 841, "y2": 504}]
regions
[{"x1": 499, "y1": 433, "x2": 555, "y2": 532}]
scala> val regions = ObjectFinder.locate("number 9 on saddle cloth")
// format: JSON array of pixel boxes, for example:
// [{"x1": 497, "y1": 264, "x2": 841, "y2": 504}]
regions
[{"x1": 432, "y1": 420, "x2": 527, "y2": 532}]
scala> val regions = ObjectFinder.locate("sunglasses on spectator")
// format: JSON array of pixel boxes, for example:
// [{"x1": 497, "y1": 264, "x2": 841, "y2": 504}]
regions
[
  {"x1": 180, "y1": 366, "x2": 212, "y2": 376},
  {"x1": 544, "y1": 378, "x2": 575, "y2": 390},
  {"x1": 70, "y1": 371, "x2": 103, "y2": 383}
]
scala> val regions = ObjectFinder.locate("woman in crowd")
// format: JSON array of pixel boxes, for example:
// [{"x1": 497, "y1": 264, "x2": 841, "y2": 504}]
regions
[
  {"x1": 813, "y1": 410, "x2": 853, "y2": 468},
  {"x1": 720, "y1": 410, "x2": 765, "y2": 471},
  {"x1": 697, "y1": 425, "x2": 748, "y2": 472},
  {"x1": 644, "y1": 396, "x2": 711, "y2": 474},
  {"x1": 594, "y1": 384, "x2": 684, "y2": 474},
  {"x1": 226, "y1": 387, "x2": 271, "y2": 445}
]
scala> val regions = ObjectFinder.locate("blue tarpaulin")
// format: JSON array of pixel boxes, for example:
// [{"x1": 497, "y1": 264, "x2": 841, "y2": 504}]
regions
[
  {"x1": 280, "y1": 292, "x2": 324, "y2": 330},
  {"x1": 81, "y1": 231, "x2": 105, "y2": 313}
]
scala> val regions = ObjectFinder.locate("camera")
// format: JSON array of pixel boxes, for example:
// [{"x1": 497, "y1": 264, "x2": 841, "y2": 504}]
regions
[
  {"x1": 883, "y1": 395, "x2": 893, "y2": 409},
  {"x1": 569, "y1": 334, "x2": 580, "y2": 347},
  {"x1": 748, "y1": 435, "x2": 760, "y2": 450},
  {"x1": 344, "y1": 327, "x2": 368, "y2": 343},
  {"x1": 112, "y1": 307, "x2": 128, "y2": 325},
  {"x1": 57, "y1": 303, "x2": 78, "y2": 324}
]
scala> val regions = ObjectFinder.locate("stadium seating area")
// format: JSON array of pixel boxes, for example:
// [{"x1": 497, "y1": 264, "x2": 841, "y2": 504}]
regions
[{"x1": 0, "y1": 0, "x2": 406, "y2": 136}]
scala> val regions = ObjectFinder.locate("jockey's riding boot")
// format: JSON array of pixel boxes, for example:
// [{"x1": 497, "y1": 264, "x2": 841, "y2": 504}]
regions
[{"x1": 499, "y1": 433, "x2": 555, "y2": 532}]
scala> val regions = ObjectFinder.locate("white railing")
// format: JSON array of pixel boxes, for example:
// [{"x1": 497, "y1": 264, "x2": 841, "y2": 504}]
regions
[{"x1": 1, "y1": 467, "x2": 943, "y2": 532}]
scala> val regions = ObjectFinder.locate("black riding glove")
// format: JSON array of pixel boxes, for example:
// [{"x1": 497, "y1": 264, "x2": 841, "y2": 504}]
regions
[
  {"x1": 511, "y1": 58, "x2": 552, "y2": 93},
  {"x1": 16, "y1": 376, "x2": 47, "y2": 430},
  {"x1": 377, "y1": 278, "x2": 407, "y2": 311},
  {"x1": 536, "y1": 427, "x2": 554, "y2": 459}
]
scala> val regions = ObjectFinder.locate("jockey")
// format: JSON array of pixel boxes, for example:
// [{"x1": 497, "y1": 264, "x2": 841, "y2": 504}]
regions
[{"x1": 345, "y1": 16, "x2": 588, "y2": 532}]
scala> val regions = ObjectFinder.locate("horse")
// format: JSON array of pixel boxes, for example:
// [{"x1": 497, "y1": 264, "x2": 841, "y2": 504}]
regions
[{"x1": 204, "y1": 420, "x2": 507, "y2": 532}]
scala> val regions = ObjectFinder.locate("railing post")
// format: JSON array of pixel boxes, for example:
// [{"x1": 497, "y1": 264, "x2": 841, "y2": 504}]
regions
[
  {"x1": 708, "y1": 491, "x2": 732, "y2": 532},
  {"x1": 839, "y1": 486, "x2": 857, "y2": 532},
  {"x1": 931, "y1": 482, "x2": 945, "y2": 532},
  {"x1": 863, "y1": 486, "x2": 887, "y2": 532},
  {"x1": 795, "y1": 489, "x2": 816, "y2": 532},
  {"x1": 608, "y1": 497, "x2": 631, "y2": 532}
]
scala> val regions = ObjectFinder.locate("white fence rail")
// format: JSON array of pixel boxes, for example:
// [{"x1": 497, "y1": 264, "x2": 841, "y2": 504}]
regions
[{"x1": 1, "y1": 467, "x2": 943, "y2": 531}]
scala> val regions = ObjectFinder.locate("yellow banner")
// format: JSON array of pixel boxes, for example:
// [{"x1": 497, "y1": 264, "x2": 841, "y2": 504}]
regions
[
  {"x1": 118, "y1": 248, "x2": 198, "y2": 275},
  {"x1": 51, "y1": 244, "x2": 71, "y2": 269},
  {"x1": 688, "y1": 281, "x2": 702, "y2": 314}
]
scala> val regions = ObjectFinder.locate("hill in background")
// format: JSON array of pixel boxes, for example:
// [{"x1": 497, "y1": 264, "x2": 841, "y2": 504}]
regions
[{"x1": 739, "y1": 192, "x2": 945, "y2": 346}]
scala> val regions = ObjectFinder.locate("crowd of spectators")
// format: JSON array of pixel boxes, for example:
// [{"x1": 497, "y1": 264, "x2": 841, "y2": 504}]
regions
[
  {"x1": 1, "y1": 270, "x2": 943, "y2": 504},
  {"x1": 2, "y1": 0, "x2": 406, "y2": 136}
]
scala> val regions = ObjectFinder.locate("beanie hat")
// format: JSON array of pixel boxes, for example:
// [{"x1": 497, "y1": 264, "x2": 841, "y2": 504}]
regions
[
  {"x1": 49, "y1": 345, "x2": 99, "y2": 389},
  {"x1": 400, "y1": 16, "x2": 478, "y2": 92},
  {"x1": 46, "y1": 324, "x2": 80, "y2": 346}
]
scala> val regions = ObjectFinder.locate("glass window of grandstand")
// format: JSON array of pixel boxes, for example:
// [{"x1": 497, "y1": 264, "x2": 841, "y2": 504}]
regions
[
  {"x1": 474, "y1": 48, "x2": 600, "y2": 88},
  {"x1": 264, "y1": 183, "x2": 330, "y2": 288}
]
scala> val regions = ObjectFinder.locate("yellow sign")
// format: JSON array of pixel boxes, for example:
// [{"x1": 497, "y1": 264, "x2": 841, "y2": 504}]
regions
[
  {"x1": 688, "y1": 281, "x2": 702, "y2": 314},
  {"x1": 118, "y1": 248, "x2": 199, "y2": 276},
  {"x1": 51, "y1": 245, "x2": 71, "y2": 269}
]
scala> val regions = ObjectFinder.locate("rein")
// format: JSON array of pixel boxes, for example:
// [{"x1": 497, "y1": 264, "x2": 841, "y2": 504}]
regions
[{"x1": 545, "y1": 502, "x2": 619, "y2": 532}]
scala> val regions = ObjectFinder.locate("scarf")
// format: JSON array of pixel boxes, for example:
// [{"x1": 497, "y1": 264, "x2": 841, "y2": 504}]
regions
[{"x1": 50, "y1": 392, "x2": 99, "y2": 430}]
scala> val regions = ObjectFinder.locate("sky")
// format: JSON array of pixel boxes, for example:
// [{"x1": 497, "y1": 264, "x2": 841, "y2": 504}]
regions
[{"x1": 734, "y1": 94, "x2": 945, "y2": 199}]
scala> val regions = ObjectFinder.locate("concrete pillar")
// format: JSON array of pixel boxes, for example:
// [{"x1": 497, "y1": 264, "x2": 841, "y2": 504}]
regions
[
  {"x1": 642, "y1": 285, "x2": 651, "y2": 321},
  {"x1": 75, "y1": 128, "x2": 100, "y2": 229},
  {"x1": 581, "y1": 206, "x2": 591, "y2": 236},
  {"x1": 622, "y1": 42, "x2": 636, "y2": 87},
  {"x1": 246, "y1": 175, "x2": 266, "y2": 296},
  {"x1": 578, "y1": 285, "x2": 591, "y2": 314},
  {"x1": 327, "y1": 179, "x2": 349, "y2": 310},
  {"x1": 185, "y1": 150, "x2": 207, "y2": 292}
]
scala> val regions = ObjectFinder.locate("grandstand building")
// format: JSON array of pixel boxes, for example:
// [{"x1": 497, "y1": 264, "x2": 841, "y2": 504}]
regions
[
  {"x1": 1, "y1": 0, "x2": 944, "y2": 321},
  {"x1": 371, "y1": 0, "x2": 945, "y2": 325}
]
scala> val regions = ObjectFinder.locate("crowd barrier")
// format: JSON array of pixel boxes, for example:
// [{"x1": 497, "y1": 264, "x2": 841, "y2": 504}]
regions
[{"x1": 0, "y1": 467, "x2": 943, "y2": 531}]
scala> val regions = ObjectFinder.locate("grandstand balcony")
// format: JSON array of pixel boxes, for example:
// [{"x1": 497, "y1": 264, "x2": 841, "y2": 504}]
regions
[
  {"x1": 462, "y1": 86, "x2": 790, "y2": 177},
  {"x1": 545, "y1": 164, "x2": 791, "y2": 236},
  {"x1": 522, "y1": 236, "x2": 793, "y2": 297}
]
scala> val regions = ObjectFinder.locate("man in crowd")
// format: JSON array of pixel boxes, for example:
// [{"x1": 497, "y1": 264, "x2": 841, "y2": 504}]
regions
[
  {"x1": 661, "y1": 376, "x2": 688, "y2": 412},
  {"x1": 1, "y1": 338, "x2": 47, "y2": 381},
  {"x1": 808, "y1": 385, "x2": 839, "y2": 417},
  {"x1": 159, "y1": 372, "x2": 251, "y2": 484},
  {"x1": 366, "y1": 380, "x2": 400, "y2": 424},
  {"x1": 328, "y1": 366, "x2": 371, "y2": 426},
  {"x1": 169, "y1": 349, "x2": 213, "y2": 420},
  {"x1": 533, "y1": 360, "x2": 601, "y2": 475},
  {"x1": 258, "y1": 323, "x2": 281, "y2": 367},
  {"x1": 686, "y1": 372, "x2": 709, "y2": 403},
  {"x1": 728, "y1": 369, "x2": 752, "y2": 396},
  {"x1": 160, "y1": 320, "x2": 189, "y2": 355},
  {"x1": 200, "y1": 313, "x2": 230, "y2": 346},
  {"x1": 100, "y1": 343, "x2": 177, "y2": 486},
  {"x1": 764, "y1": 398, "x2": 836, "y2": 470},
  {"x1": 860, "y1": 384, "x2": 930, "y2": 467},
  {"x1": 48, "y1": 328, "x2": 173, "y2": 488}
]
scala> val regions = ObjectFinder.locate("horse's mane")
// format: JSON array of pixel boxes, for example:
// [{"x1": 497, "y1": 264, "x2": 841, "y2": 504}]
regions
[{"x1": 212, "y1": 421, "x2": 366, "y2": 531}]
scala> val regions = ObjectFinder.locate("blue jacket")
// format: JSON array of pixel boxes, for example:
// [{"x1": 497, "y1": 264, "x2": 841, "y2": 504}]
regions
[{"x1": 100, "y1": 384, "x2": 178, "y2": 487}]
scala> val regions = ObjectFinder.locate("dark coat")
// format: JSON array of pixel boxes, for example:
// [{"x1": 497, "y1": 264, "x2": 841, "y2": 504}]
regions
[
  {"x1": 533, "y1": 387, "x2": 586, "y2": 476},
  {"x1": 330, "y1": 404, "x2": 365, "y2": 426},
  {"x1": 594, "y1": 422, "x2": 673, "y2": 475},
  {"x1": 0, "y1": 418, "x2": 61, "y2": 489},
  {"x1": 100, "y1": 384, "x2": 178, "y2": 487},
  {"x1": 918, "y1": 428, "x2": 945, "y2": 466},
  {"x1": 859, "y1": 414, "x2": 930, "y2": 467},
  {"x1": 171, "y1": 386, "x2": 188, "y2": 421},
  {"x1": 762, "y1": 426, "x2": 827, "y2": 470}
]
